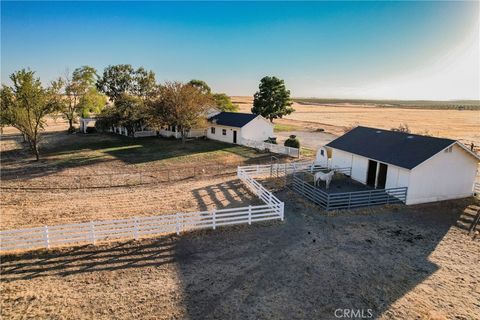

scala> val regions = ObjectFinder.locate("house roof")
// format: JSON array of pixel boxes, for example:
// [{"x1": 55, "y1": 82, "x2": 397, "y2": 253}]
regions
[
  {"x1": 208, "y1": 112, "x2": 258, "y2": 128},
  {"x1": 325, "y1": 126, "x2": 458, "y2": 170}
]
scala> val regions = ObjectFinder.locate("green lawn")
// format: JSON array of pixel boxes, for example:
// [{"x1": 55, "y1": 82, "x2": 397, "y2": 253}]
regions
[
  {"x1": 273, "y1": 123, "x2": 300, "y2": 132},
  {"x1": 39, "y1": 133, "x2": 272, "y2": 170}
]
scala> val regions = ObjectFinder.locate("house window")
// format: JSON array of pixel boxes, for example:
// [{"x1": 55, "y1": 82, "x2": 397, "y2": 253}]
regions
[
  {"x1": 211, "y1": 127, "x2": 215, "y2": 134},
  {"x1": 222, "y1": 129, "x2": 227, "y2": 136},
  {"x1": 444, "y1": 146, "x2": 453, "y2": 153}
]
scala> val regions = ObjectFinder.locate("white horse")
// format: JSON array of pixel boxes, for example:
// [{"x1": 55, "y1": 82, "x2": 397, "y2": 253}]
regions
[{"x1": 314, "y1": 170, "x2": 335, "y2": 189}]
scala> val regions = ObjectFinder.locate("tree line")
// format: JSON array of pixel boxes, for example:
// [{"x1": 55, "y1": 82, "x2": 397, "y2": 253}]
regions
[{"x1": 1, "y1": 64, "x2": 294, "y2": 160}]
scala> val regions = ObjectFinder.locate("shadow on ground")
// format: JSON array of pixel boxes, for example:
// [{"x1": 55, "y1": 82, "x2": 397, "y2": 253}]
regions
[
  {"x1": 1, "y1": 130, "x2": 280, "y2": 182},
  {"x1": 191, "y1": 179, "x2": 261, "y2": 211},
  {"x1": 2, "y1": 196, "x2": 476, "y2": 319}
]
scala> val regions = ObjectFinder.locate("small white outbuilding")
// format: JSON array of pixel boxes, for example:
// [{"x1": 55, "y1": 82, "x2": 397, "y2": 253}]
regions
[
  {"x1": 206, "y1": 112, "x2": 274, "y2": 145},
  {"x1": 316, "y1": 126, "x2": 480, "y2": 205}
]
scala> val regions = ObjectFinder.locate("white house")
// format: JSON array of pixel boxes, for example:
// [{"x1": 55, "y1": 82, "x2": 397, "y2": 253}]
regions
[
  {"x1": 316, "y1": 126, "x2": 480, "y2": 205},
  {"x1": 158, "y1": 111, "x2": 274, "y2": 145},
  {"x1": 206, "y1": 112, "x2": 274, "y2": 145}
]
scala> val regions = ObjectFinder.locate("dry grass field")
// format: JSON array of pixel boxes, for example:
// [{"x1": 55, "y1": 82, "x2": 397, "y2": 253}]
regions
[
  {"x1": 0, "y1": 177, "x2": 261, "y2": 230},
  {"x1": 232, "y1": 96, "x2": 480, "y2": 146}
]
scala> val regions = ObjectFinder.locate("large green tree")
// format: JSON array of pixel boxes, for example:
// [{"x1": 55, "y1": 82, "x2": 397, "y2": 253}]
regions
[
  {"x1": 0, "y1": 69, "x2": 63, "y2": 160},
  {"x1": 148, "y1": 82, "x2": 213, "y2": 145},
  {"x1": 95, "y1": 94, "x2": 146, "y2": 135},
  {"x1": 77, "y1": 87, "x2": 107, "y2": 118},
  {"x1": 96, "y1": 64, "x2": 157, "y2": 101},
  {"x1": 252, "y1": 76, "x2": 294, "y2": 122},
  {"x1": 188, "y1": 79, "x2": 238, "y2": 112},
  {"x1": 213, "y1": 93, "x2": 238, "y2": 112},
  {"x1": 188, "y1": 79, "x2": 212, "y2": 95},
  {"x1": 62, "y1": 66, "x2": 100, "y2": 132}
]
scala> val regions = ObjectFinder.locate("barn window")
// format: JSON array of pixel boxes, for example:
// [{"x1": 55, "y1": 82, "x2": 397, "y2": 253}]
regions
[
  {"x1": 222, "y1": 129, "x2": 227, "y2": 135},
  {"x1": 320, "y1": 150, "x2": 324, "y2": 156},
  {"x1": 211, "y1": 127, "x2": 215, "y2": 134},
  {"x1": 444, "y1": 146, "x2": 453, "y2": 153}
]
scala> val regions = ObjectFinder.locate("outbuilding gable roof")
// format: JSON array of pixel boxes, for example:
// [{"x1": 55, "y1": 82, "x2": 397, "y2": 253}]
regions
[
  {"x1": 325, "y1": 126, "x2": 459, "y2": 170},
  {"x1": 208, "y1": 112, "x2": 258, "y2": 128}
]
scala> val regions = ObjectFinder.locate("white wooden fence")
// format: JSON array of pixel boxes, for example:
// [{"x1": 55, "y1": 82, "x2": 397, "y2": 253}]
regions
[
  {"x1": 241, "y1": 139, "x2": 300, "y2": 157},
  {"x1": 159, "y1": 128, "x2": 206, "y2": 139},
  {"x1": 133, "y1": 130, "x2": 157, "y2": 138},
  {"x1": 0, "y1": 165, "x2": 284, "y2": 252}
]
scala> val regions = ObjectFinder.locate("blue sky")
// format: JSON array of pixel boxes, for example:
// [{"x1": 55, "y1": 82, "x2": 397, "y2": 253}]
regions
[{"x1": 1, "y1": 1, "x2": 479, "y2": 99}]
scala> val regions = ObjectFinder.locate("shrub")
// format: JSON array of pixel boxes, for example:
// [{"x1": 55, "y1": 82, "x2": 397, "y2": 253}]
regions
[
  {"x1": 264, "y1": 137, "x2": 277, "y2": 144},
  {"x1": 284, "y1": 135, "x2": 300, "y2": 148}
]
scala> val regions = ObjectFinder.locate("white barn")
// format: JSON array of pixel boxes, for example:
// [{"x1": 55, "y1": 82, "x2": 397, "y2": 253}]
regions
[{"x1": 316, "y1": 126, "x2": 480, "y2": 205}]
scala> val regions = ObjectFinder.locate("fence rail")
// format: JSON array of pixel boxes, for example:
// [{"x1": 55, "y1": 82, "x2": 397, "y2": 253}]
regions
[
  {"x1": 241, "y1": 139, "x2": 300, "y2": 157},
  {"x1": 0, "y1": 165, "x2": 284, "y2": 252},
  {"x1": 474, "y1": 182, "x2": 480, "y2": 196},
  {"x1": 292, "y1": 174, "x2": 407, "y2": 210}
]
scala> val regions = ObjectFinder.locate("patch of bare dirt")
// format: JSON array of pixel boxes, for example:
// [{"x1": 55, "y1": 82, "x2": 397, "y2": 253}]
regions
[
  {"x1": 0, "y1": 176, "x2": 261, "y2": 230},
  {"x1": 1, "y1": 194, "x2": 479, "y2": 320}
]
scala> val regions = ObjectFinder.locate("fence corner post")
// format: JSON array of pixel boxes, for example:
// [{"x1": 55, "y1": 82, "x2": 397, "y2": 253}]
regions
[
  {"x1": 212, "y1": 209, "x2": 216, "y2": 230},
  {"x1": 248, "y1": 205, "x2": 252, "y2": 225},
  {"x1": 43, "y1": 225, "x2": 50, "y2": 249},
  {"x1": 280, "y1": 202, "x2": 285, "y2": 221}
]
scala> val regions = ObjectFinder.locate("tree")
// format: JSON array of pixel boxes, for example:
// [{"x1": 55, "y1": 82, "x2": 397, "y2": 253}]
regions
[
  {"x1": 0, "y1": 69, "x2": 62, "y2": 160},
  {"x1": 77, "y1": 87, "x2": 107, "y2": 118},
  {"x1": 213, "y1": 93, "x2": 239, "y2": 112},
  {"x1": 148, "y1": 82, "x2": 213, "y2": 145},
  {"x1": 95, "y1": 94, "x2": 146, "y2": 134},
  {"x1": 188, "y1": 79, "x2": 212, "y2": 95},
  {"x1": 61, "y1": 66, "x2": 99, "y2": 132},
  {"x1": 284, "y1": 135, "x2": 300, "y2": 148},
  {"x1": 252, "y1": 76, "x2": 294, "y2": 122},
  {"x1": 96, "y1": 64, "x2": 157, "y2": 101}
]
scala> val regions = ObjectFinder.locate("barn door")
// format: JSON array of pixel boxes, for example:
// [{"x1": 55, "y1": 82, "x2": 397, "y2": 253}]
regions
[
  {"x1": 233, "y1": 130, "x2": 237, "y2": 144},
  {"x1": 377, "y1": 163, "x2": 388, "y2": 189},
  {"x1": 366, "y1": 160, "x2": 377, "y2": 187}
]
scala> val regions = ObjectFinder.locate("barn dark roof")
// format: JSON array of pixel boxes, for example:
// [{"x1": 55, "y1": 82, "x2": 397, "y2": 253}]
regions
[
  {"x1": 208, "y1": 112, "x2": 258, "y2": 128},
  {"x1": 325, "y1": 126, "x2": 456, "y2": 170}
]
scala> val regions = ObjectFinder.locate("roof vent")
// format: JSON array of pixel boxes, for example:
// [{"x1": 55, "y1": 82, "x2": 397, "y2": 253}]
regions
[
  {"x1": 376, "y1": 130, "x2": 382, "y2": 133},
  {"x1": 407, "y1": 135, "x2": 414, "y2": 139}
]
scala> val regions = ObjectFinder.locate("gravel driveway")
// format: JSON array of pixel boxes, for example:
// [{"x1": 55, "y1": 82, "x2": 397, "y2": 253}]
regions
[{"x1": 276, "y1": 130, "x2": 337, "y2": 151}]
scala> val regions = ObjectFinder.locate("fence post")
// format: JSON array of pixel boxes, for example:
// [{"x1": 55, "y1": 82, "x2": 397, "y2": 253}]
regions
[
  {"x1": 280, "y1": 202, "x2": 284, "y2": 221},
  {"x1": 89, "y1": 221, "x2": 96, "y2": 245},
  {"x1": 212, "y1": 209, "x2": 216, "y2": 230},
  {"x1": 348, "y1": 193, "x2": 352, "y2": 209},
  {"x1": 43, "y1": 226, "x2": 50, "y2": 249},
  {"x1": 133, "y1": 217, "x2": 139, "y2": 240},
  {"x1": 176, "y1": 213, "x2": 180, "y2": 235},
  {"x1": 248, "y1": 205, "x2": 252, "y2": 225}
]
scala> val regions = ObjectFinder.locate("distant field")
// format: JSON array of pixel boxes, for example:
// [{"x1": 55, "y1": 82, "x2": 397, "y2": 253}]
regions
[
  {"x1": 232, "y1": 96, "x2": 480, "y2": 147},
  {"x1": 293, "y1": 98, "x2": 480, "y2": 110}
]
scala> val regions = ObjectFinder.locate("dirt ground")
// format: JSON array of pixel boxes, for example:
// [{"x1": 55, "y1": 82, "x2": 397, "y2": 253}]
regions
[
  {"x1": 1, "y1": 191, "x2": 479, "y2": 320},
  {"x1": 0, "y1": 176, "x2": 261, "y2": 230},
  {"x1": 232, "y1": 96, "x2": 480, "y2": 147}
]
